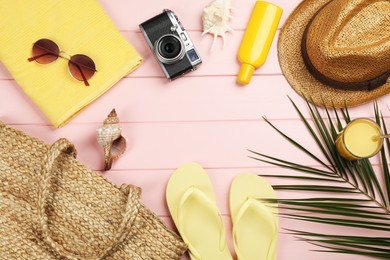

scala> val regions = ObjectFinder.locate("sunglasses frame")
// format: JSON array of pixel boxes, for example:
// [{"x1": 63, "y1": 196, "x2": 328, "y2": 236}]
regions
[{"x1": 28, "y1": 39, "x2": 97, "y2": 86}]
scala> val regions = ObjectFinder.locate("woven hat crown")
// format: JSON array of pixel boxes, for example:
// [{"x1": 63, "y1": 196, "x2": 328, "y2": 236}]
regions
[{"x1": 304, "y1": 0, "x2": 390, "y2": 87}]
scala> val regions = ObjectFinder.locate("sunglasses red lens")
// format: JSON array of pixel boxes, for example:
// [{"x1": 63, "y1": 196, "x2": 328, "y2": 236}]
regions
[
  {"x1": 68, "y1": 54, "x2": 96, "y2": 85},
  {"x1": 30, "y1": 39, "x2": 60, "y2": 64}
]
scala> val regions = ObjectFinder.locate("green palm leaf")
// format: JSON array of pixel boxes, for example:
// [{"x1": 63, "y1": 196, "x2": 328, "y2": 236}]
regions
[{"x1": 250, "y1": 98, "x2": 390, "y2": 258}]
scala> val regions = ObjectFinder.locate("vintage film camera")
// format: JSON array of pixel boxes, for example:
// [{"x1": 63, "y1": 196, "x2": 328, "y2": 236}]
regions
[{"x1": 139, "y1": 10, "x2": 202, "y2": 80}]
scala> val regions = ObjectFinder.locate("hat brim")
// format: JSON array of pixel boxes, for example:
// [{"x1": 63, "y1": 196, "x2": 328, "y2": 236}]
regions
[{"x1": 278, "y1": 0, "x2": 390, "y2": 108}]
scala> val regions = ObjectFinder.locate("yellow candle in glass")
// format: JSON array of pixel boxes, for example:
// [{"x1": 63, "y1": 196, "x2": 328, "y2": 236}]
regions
[{"x1": 335, "y1": 118, "x2": 383, "y2": 160}]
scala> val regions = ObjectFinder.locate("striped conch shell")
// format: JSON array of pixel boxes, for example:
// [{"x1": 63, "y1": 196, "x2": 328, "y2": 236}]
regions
[
  {"x1": 202, "y1": 0, "x2": 234, "y2": 51},
  {"x1": 96, "y1": 109, "x2": 127, "y2": 171}
]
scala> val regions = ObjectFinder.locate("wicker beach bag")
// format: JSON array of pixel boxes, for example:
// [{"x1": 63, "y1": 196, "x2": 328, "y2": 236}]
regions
[{"x1": 0, "y1": 121, "x2": 187, "y2": 259}]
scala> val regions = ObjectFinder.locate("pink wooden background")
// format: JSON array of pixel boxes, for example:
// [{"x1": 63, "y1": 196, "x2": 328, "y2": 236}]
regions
[{"x1": 1, "y1": 0, "x2": 388, "y2": 259}]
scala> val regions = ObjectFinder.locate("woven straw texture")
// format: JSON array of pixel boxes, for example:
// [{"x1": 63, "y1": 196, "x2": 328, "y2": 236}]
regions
[
  {"x1": 0, "y1": 121, "x2": 187, "y2": 259},
  {"x1": 278, "y1": 0, "x2": 390, "y2": 108},
  {"x1": 306, "y1": 0, "x2": 389, "y2": 83}
]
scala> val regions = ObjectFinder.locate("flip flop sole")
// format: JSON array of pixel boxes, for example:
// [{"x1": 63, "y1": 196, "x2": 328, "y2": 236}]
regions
[
  {"x1": 166, "y1": 162, "x2": 232, "y2": 260},
  {"x1": 230, "y1": 173, "x2": 278, "y2": 260}
]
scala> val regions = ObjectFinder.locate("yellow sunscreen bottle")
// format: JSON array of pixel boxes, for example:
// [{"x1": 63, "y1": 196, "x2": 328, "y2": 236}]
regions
[{"x1": 237, "y1": 1, "x2": 283, "y2": 85}]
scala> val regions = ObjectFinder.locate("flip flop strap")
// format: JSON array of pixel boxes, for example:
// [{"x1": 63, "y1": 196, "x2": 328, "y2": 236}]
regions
[
  {"x1": 232, "y1": 197, "x2": 277, "y2": 260},
  {"x1": 268, "y1": 232, "x2": 278, "y2": 260},
  {"x1": 177, "y1": 186, "x2": 227, "y2": 260}
]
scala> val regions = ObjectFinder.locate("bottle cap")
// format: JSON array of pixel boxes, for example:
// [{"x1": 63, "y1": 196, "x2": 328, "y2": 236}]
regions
[{"x1": 237, "y1": 63, "x2": 255, "y2": 85}]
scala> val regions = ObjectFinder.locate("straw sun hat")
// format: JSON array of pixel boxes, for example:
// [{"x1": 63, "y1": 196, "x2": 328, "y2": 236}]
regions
[{"x1": 278, "y1": 0, "x2": 390, "y2": 108}]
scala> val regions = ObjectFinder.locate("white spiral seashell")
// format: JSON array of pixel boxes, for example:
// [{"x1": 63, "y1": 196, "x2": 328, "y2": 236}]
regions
[
  {"x1": 97, "y1": 124, "x2": 122, "y2": 146},
  {"x1": 202, "y1": 0, "x2": 234, "y2": 51},
  {"x1": 96, "y1": 109, "x2": 127, "y2": 171}
]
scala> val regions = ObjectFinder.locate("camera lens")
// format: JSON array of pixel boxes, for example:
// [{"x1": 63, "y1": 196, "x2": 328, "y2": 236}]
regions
[
  {"x1": 161, "y1": 39, "x2": 179, "y2": 59},
  {"x1": 155, "y1": 35, "x2": 185, "y2": 64}
]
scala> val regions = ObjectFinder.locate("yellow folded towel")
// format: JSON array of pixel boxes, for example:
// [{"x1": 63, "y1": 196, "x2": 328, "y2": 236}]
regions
[{"x1": 0, "y1": 0, "x2": 142, "y2": 127}]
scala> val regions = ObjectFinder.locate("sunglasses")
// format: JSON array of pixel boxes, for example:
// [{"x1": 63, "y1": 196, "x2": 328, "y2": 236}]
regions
[{"x1": 27, "y1": 39, "x2": 96, "y2": 86}]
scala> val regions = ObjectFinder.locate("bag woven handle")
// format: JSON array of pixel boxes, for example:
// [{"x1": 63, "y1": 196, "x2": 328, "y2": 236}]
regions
[{"x1": 37, "y1": 138, "x2": 141, "y2": 259}]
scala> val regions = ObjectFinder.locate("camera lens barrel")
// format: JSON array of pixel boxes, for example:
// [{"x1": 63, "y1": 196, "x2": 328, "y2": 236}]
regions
[{"x1": 155, "y1": 35, "x2": 185, "y2": 64}]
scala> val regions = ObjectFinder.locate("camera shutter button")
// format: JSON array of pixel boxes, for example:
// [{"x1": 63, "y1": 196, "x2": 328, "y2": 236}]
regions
[{"x1": 180, "y1": 33, "x2": 187, "y2": 41}]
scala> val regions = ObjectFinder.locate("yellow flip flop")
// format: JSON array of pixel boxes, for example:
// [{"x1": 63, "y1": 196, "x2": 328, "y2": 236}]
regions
[
  {"x1": 166, "y1": 162, "x2": 233, "y2": 260},
  {"x1": 229, "y1": 173, "x2": 278, "y2": 260}
]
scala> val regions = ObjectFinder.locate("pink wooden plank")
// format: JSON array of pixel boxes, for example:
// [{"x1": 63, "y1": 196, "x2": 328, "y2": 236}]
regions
[
  {"x1": 98, "y1": 0, "x2": 300, "y2": 31},
  {"x1": 2, "y1": 121, "x2": 316, "y2": 170},
  {"x1": 1, "y1": 120, "x2": 363, "y2": 171},
  {"x1": 105, "y1": 162, "x2": 384, "y2": 215},
  {"x1": 0, "y1": 63, "x2": 11, "y2": 79},
  {"x1": 1, "y1": 75, "x2": 389, "y2": 125}
]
